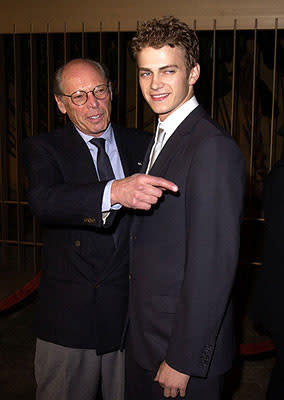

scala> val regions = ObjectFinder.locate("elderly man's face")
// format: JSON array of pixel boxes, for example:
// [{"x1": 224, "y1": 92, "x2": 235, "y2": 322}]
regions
[{"x1": 55, "y1": 62, "x2": 112, "y2": 136}]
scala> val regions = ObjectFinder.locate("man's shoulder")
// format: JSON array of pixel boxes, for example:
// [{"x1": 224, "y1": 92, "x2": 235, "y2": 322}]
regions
[
  {"x1": 193, "y1": 107, "x2": 227, "y2": 136},
  {"x1": 23, "y1": 124, "x2": 72, "y2": 147},
  {"x1": 179, "y1": 106, "x2": 244, "y2": 164},
  {"x1": 182, "y1": 106, "x2": 234, "y2": 144}
]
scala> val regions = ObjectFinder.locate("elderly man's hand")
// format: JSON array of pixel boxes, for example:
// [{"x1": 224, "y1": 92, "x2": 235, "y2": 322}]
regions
[
  {"x1": 111, "y1": 173, "x2": 178, "y2": 210},
  {"x1": 154, "y1": 361, "x2": 190, "y2": 398}
]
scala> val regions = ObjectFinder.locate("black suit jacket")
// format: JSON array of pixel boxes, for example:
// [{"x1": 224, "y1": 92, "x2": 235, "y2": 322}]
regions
[
  {"x1": 23, "y1": 122, "x2": 150, "y2": 353},
  {"x1": 128, "y1": 106, "x2": 246, "y2": 377},
  {"x1": 251, "y1": 158, "x2": 284, "y2": 333}
]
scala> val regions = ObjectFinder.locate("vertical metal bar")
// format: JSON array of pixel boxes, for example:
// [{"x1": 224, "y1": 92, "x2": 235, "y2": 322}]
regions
[
  {"x1": 99, "y1": 22, "x2": 102, "y2": 64},
  {"x1": 47, "y1": 24, "x2": 54, "y2": 132},
  {"x1": 211, "y1": 19, "x2": 216, "y2": 119},
  {"x1": 63, "y1": 23, "x2": 68, "y2": 125},
  {"x1": 269, "y1": 18, "x2": 278, "y2": 171},
  {"x1": 64, "y1": 22, "x2": 67, "y2": 64},
  {"x1": 135, "y1": 21, "x2": 140, "y2": 129},
  {"x1": 82, "y1": 22, "x2": 85, "y2": 58},
  {"x1": 29, "y1": 26, "x2": 39, "y2": 137},
  {"x1": 230, "y1": 19, "x2": 237, "y2": 136},
  {"x1": 117, "y1": 21, "x2": 121, "y2": 124},
  {"x1": 29, "y1": 24, "x2": 38, "y2": 272},
  {"x1": 30, "y1": 25, "x2": 34, "y2": 137},
  {"x1": 0, "y1": 34, "x2": 8, "y2": 269},
  {"x1": 249, "y1": 19, "x2": 258, "y2": 202},
  {"x1": 85, "y1": 24, "x2": 89, "y2": 59},
  {"x1": 30, "y1": 24, "x2": 37, "y2": 272},
  {"x1": 193, "y1": 19, "x2": 197, "y2": 32},
  {"x1": 13, "y1": 26, "x2": 23, "y2": 271},
  {"x1": 47, "y1": 24, "x2": 51, "y2": 131}
]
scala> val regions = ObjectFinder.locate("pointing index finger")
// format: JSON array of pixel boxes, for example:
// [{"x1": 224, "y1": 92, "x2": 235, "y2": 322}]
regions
[{"x1": 148, "y1": 176, "x2": 178, "y2": 192}]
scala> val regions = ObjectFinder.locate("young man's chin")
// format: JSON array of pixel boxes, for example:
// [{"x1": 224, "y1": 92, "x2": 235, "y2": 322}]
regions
[{"x1": 149, "y1": 103, "x2": 171, "y2": 117}]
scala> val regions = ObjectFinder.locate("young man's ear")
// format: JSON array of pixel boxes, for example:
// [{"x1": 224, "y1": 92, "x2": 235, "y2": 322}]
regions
[
  {"x1": 189, "y1": 63, "x2": 200, "y2": 85},
  {"x1": 54, "y1": 95, "x2": 67, "y2": 114}
]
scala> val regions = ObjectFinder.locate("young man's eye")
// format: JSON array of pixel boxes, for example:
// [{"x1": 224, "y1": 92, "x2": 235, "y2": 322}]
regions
[
  {"x1": 140, "y1": 72, "x2": 150, "y2": 78},
  {"x1": 164, "y1": 69, "x2": 175, "y2": 74}
]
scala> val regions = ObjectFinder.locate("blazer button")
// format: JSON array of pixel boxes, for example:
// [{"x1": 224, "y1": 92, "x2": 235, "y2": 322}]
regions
[
  {"x1": 129, "y1": 273, "x2": 132, "y2": 280},
  {"x1": 74, "y1": 240, "x2": 81, "y2": 247},
  {"x1": 94, "y1": 282, "x2": 100, "y2": 288},
  {"x1": 84, "y1": 217, "x2": 96, "y2": 223}
]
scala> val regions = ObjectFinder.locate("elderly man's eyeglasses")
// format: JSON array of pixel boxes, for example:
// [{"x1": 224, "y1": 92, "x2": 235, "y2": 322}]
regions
[{"x1": 60, "y1": 83, "x2": 111, "y2": 106}]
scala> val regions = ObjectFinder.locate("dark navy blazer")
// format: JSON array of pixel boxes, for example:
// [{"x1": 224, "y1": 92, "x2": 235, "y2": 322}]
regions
[{"x1": 23, "y1": 122, "x2": 150, "y2": 354}]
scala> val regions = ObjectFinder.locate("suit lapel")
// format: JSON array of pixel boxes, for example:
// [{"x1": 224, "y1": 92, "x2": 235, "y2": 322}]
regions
[
  {"x1": 112, "y1": 124, "x2": 130, "y2": 177},
  {"x1": 147, "y1": 105, "x2": 207, "y2": 176},
  {"x1": 61, "y1": 123, "x2": 99, "y2": 182},
  {"x1": 141, "y1": 136, "x2": 155, "y2": 173}
]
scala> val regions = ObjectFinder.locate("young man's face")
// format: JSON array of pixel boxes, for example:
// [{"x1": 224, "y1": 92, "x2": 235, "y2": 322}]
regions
[{"x1": 137, "y1": 45, "x2": 199, "y2": 121}]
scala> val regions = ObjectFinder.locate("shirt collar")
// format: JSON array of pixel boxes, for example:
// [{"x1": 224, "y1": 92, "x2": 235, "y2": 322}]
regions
[
  {"x1": 158, "y1": 96, "x2": 199, "y2": 135},
  {"x1": 75, "y1": 123, "x2": 113, "y2": 144}
]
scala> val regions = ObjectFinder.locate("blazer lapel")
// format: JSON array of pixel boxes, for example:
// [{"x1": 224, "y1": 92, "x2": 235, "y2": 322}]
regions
[
  {"x1": 112, "y1": 124, "x2": 130, "y2": 177},
  {"x1": 61, "y1": 123, "x2": 99, "y2": 182}
]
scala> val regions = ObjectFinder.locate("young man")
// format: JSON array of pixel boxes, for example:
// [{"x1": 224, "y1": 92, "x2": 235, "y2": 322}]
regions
[{"x1": 125, "y1": 17, "x2": 246, "y2": 400}]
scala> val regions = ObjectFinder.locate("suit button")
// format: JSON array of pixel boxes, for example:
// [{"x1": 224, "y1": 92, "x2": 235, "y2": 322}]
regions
[
  {"x1": 74, "y1": 240, "x2": 81, "y2": 247},
  {"x1": 84, "y1": 217, "x2": 96, "y2": 223},
  {"x1": 94, "y1": 282, "x2": 100, "y2": 288},
  {"x1": 130, "y1": 235, "x2": 136, "y2": 240},
  {"x1": 129, "y1": 273, "x2": 132, "y2": 280}
]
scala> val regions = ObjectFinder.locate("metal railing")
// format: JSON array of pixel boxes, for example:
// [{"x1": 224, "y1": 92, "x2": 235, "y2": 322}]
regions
[{"x1": 1, "y1": 19, "x2": 283, "y2": 272}]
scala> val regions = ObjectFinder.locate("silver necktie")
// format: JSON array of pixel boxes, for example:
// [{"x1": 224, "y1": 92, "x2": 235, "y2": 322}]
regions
[{"x1": 148, "y1": 127, "x2": 166, "y2": 171}]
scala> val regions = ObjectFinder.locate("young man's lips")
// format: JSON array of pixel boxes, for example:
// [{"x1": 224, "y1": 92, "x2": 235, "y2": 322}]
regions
[{"x1": 150, "y1": 93, "x2": 169, "y2": 101}]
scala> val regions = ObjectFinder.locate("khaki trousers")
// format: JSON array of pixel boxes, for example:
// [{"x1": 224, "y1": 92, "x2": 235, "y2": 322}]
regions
[{"x1": 35, "y1": 338, "x2": 125, "y2": 400}]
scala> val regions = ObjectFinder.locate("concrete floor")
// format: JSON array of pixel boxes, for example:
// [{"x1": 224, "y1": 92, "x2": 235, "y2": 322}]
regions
[
  {"x1": 0, "y1": 298, "x2": 36, "y2": 399},
  {"x1": 0, "y1": 270, "x2": 275, "y2": 400}
]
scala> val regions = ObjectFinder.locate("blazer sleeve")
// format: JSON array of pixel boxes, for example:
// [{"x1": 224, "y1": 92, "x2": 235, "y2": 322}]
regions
[
  {"x1": 22, "y1": 137, "x2": 117, "y2": 228},
  {"x1": 165, "y1": 135, "x2": 246, "y2": 377}
]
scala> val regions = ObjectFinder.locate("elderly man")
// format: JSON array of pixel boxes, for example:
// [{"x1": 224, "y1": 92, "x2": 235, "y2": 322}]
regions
[
  {"x1": 23, "y1": 58, "x2": 176, "y2": 400},
  {"x1": 123, "y1": 17, "x2": 246, "y2": 400}
]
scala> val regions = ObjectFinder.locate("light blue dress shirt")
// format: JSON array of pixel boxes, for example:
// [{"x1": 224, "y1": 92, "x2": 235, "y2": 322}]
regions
[{"x1": 76, "y1": 124, "x2": 124, "y2": 212}]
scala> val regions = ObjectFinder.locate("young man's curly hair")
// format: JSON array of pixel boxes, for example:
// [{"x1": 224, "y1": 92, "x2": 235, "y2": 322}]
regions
[{"x1": 131, "y1": 16, "x2": 199, "y2": 75}]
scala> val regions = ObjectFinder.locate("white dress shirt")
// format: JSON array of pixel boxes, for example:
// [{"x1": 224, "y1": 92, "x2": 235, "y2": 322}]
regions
[
  {"x1": 76, "y1": 124, "x2": 124, "y2": 213},
  {"x1": 146, "y1": 96, "x2": 199, "y2": 173}
]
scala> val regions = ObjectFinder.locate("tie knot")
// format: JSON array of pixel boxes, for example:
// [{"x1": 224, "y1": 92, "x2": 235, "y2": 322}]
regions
[{"x1": 90, "y1": 137, "x2": 106, "y2": 151}]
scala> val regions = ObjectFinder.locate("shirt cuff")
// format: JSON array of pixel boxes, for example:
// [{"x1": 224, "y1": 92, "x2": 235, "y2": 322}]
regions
[{"x1": 102, "y1": 180, "x2": 122, "y2": 212}]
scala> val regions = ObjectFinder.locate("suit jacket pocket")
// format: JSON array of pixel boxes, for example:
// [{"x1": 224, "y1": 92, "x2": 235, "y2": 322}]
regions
[{"x1": 142, "y1": 295, "x2": 179, "y2": 362}]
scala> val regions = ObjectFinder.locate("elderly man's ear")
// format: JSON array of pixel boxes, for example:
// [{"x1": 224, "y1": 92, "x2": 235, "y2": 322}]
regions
[{"x1": 54, "y1": 95, "x2": 67, "y2": 114}]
